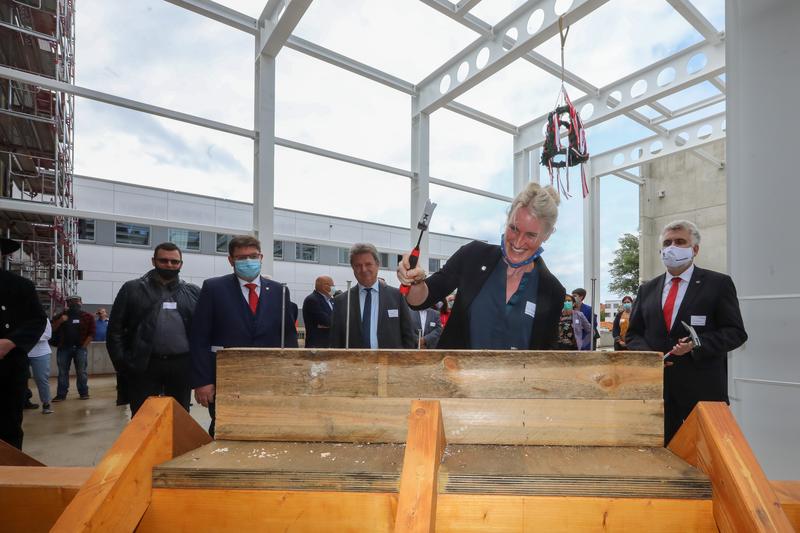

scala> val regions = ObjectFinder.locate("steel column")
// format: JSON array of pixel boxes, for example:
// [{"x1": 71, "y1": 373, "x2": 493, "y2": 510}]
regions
[
  {"x1": 410, "y1": 100, "x2": 431, "y2": 267},
  {"x1": 254, "y1": 47, "x2": 276, "y2": 275}
]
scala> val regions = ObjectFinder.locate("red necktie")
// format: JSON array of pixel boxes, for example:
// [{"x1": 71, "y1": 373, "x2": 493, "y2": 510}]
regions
[
  {"x1": 663, "y1": 277, "x2": 681, "y2": 332},
  {"x1": 245, "y1": 283, "x2": 258, "y2": 315}
]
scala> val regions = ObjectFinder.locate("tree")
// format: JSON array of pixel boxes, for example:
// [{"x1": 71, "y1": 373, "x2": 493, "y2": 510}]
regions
[{"x1": 608, "y1": 233, "x2": 640, "y2": 297}]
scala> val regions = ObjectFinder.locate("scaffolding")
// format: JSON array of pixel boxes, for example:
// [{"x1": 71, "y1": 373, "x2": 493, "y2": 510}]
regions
[{"x1": 0, "y1": 0, "x2": 76, "y2": 314}]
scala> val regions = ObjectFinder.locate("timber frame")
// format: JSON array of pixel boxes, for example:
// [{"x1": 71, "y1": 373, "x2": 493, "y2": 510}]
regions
[{"x1": 0, "y1": 349, "x2": 797, "y2": 532}]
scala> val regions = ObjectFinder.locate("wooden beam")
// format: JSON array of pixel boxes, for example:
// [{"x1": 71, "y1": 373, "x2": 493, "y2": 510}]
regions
[
  {"x1": 138, "y1": 488, "x2": 715, "y2": 532},
  {"x1": 395, "y1": 400, "x2": 446, "y2": 533},
  {"x1": 772, "y1": 481, "x2": 800, "y2": 531},
  {"x1": 0, "y1": 466, "x2": 92, "y2": 531},
  {"x1": 668, "y1": 402, "x2": 794, "y2": 532},
  {"x1": 0, "y1": 438, "x2": 45, "y2": 466},
  {"x1": 51, "y1": 397, "x2": 211, "y2": 532},
  {"x1": 215, "y1": 396, "x2": 663, "y2": 446}
]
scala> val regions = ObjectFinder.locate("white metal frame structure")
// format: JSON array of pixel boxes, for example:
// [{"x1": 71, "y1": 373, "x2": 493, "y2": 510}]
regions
[{"x1": 0, "y1": 0, "x2": 727, "y2": 292}]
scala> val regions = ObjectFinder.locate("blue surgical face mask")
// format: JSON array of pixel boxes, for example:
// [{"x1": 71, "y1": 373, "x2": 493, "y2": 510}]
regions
[
  {"x1": 623, "y1": 302, "x2": 632, "y2": 311},
  {"x1": 234, "y1": 258, "x2": 261, "y2": 281},
  {"x1": 563, "y1": 301, "x2": 574, "y2": 311}
]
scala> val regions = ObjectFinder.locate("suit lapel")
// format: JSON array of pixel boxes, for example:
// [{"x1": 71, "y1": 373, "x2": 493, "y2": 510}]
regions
[
  {"x1": 349, "y1": 286, "x2": 363, "y2": 347},
  {"x1": 650, "y1": 274, "x2": 670, "y2": 337},
  {"x1": 231, "y1": 274, "x2": 256, "y2": 328},
  {"x1": 255, "y1": 277, "x2": 273, "y2": 322},
  {"x1": 673, "y1": 267, "x2": 704, "y2": 333},
  {"x1": 376, "y1": 284, "x2": 388, "y2": 345}
]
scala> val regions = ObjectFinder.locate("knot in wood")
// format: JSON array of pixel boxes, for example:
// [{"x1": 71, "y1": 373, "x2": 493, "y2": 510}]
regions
[
  {"x1": 443, "y1": 356, "x2": 459, "y2": 371},
  {"x1": 594, "y1": 372, "x2": 619, "y2": 389},
  {"x1": 414, "y1": 408, "x2": 426, "y2": 416}
]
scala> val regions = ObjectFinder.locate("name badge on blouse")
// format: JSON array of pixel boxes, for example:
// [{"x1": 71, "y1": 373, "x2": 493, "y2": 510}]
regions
[
  {"x1": 525, "y1": 301, "x2": 536, "y2": 318},
  {"x1": 163, "y1": 302, "x2": 177, "y2": 310},
  {"x1": 387, "y1": 309, "x2": 399, "y2": 318},
  {"x1": 72, "y1": 319, "x2": 80, "y2": 324},
  {"x1": 429, "y1": 322, "x2": 436, "y2": 327},
  {"x1": 690, "y1": 315, "x2": 706, "y2": 326}
]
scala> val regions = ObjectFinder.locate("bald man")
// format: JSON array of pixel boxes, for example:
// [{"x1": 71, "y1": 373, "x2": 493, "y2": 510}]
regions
[{"x1": 302, "y1": 276, "x2": 335, "y2": 348}]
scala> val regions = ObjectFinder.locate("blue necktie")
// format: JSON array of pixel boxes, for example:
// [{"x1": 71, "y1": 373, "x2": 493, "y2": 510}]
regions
[{"x1": 362, "y1": 287, "x2": 372, "y2": 348}]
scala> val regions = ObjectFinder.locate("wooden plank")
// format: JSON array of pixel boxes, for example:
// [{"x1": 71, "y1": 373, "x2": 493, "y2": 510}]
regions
[
  {"x1": 772, "y1": 481, "x2": 800, "y2": 530},
  {"x1": 215, "y1": 396, "x2": 663, "y2": 446},
  {"x1": 395, "y1": 400, "x2": 446, "y2": 533},
  {"x1": 171, "y1": 400, "x2": 213, "y2": 456},
  {"x1": 217, "y1": 348, "x2": 662, "y2": 400},
  {"x1": 0, "y1": 438, "x2": 45, "y2": 466},
  {"x1": 0, "y1": 466, "x2": 93, "y2": 532},
  {"x1": 669, "y1": 402, "x2": 794, "y2": 532},
  {"x1": 138, "y1": 488, "x2": 715, "y2": 532},
  {"x1": 154, "y1": 441, "x2": 709, "y2": 499},
  {"x1": 51, "y1": 397, "x2": 210, "y2": 533}
]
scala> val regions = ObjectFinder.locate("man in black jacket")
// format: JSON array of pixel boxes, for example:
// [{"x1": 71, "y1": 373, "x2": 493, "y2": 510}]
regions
[
  {"x1": 302, "y1": 276, "x2": 334, "y2": 348},
  {"x1": 107, "y1": 242, "x2": 200, "y2": 416},
  {"x1": 626, "y1": 220, "x2": 747, "y2": 444},
  {"x1": 0, "y1": 237, "x2": 47, "y2": 449}
]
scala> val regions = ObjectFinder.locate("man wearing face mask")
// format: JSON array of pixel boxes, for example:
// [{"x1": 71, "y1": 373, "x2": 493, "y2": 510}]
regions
[
  {"x1": 51, "y1": 295, "x2": 95, "y2": 401},
  {"x1": 626, "y1": 220, "x2": 747, "y2": 445},
  {"x1": 106, "y1": 242, "x2": 200, "y2": 416},
  {"x1": 190, "y1": 235, "x2": 297, "y2": 437}
]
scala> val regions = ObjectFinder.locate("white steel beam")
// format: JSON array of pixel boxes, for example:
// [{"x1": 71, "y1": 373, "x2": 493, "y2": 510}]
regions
[
  {"x1": 0, "y1": 198, "x2": 250, "y2": 236},
  {"x1": 612, "y1": 170, "x2": 645, "y2": 186},
  {"x1": 0, "y1": 66, "x2": 255, "y2": 139},
  {"x1": 456, "y1": 0, "x2": 484, "y2": 14},
  {"x1": 665, "y1": 0, "x2": 721, "y2": 42},
  {"x1": 275, "y1": 138, "x2": 413, "y2": 178},
  {"x1": 285, "y1": 36, "x2": 415, "y2": 94},
  {"x1": 443, "y1": 101, "x2": 518, "y2": 135},
  {"x1": 582, "y1": 168, "x2": 600, "y2": 325},
  {"x1": 411, "y1": 102, "x2": 431, "y2": 263},
  {"x1": 652, "y1": 93, "x2": 725, "y2": 125},
  {"x1": 592, "y1": 112, "x2": 725, "y2": 175},
  {"x1": 513, "y1": 149, "x2": 531, "y2": 195},
  {"x1": 689, "y1": 148, "x2": 725, "y2": 169},
  {"x1": 709, "y1": 76, "x2": 726, "y2": 93},
  {"x1": 415, "y1": 0, "x2": 609, "y2": 114},
  {"x1": 259, "y1": 0, "x2": 314, "y2": 57},
  {"x1": 163, "y1": 0, "x2": 257, "y2": 34},
  {"x1": 515, "y1": 39, "x2": 725, "y2": 152},
  {"x1": 254, "y1": 48, "x2": 276, "y2": 274},
  {"x1": 429, "y1": 177, "x2": 512, "y2": 203},
  {"x1": 418, "y1": 0, "x2": 492, "y2": 35}
]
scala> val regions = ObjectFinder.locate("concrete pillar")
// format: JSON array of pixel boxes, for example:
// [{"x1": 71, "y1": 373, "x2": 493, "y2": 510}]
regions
[
  {"x1": 512, "y1": 149, "x2": 530, "y2": 196},
  {"x1": 727, "y1": 0, "x2": 800, "y2": 478},
  {"x1": 253, "y1": 47, "x2": 275, "y2": 275}
]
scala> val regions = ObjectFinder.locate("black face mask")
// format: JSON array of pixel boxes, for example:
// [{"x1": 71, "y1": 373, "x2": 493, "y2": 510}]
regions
[
  {"x1": 155, "y1": 267, "x2": 180, "y2": 281},
  {"x1": 68, "y1": 303, "x2": 81, "y2": 313}
]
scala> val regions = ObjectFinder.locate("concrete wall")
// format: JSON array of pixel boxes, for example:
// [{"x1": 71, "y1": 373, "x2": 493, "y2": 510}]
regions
[
  {"x1": 44, "y1": 342, "x2": 116, "y2": 377},
  {"x1": 639, "y1": 140, "x2": 726, "y2": 282}
]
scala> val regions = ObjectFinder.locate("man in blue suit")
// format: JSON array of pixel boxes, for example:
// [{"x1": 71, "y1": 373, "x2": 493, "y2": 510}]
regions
[
  {"x1": 302, "y1": 276, "x2": 335, "y2": 348},
  {"x1": 190, "y1": 235, "x2": 297, "y2": 436}
]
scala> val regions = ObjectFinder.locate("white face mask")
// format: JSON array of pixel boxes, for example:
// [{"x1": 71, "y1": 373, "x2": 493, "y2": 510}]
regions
[{"x1": 661, "y1": 245, "x2": 694, "y2": 269}]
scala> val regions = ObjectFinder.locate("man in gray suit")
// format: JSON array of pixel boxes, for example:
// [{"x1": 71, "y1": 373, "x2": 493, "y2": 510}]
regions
[
  {"x1": 329, "y1": 243, "x2": 415, "y2": 349},
  {"x1": 410, "y1": 308, "x2": 442, "y2": 349}
]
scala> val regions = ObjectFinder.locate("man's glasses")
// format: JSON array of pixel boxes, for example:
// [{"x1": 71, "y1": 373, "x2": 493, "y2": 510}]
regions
[{"x1": 155, "y1": 258, "x2": 182, "y2": 266}]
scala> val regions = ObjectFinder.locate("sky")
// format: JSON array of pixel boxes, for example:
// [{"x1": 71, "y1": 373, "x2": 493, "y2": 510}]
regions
[{"x1": 72, "y1": 0, "x2": 725, "y2": 302}]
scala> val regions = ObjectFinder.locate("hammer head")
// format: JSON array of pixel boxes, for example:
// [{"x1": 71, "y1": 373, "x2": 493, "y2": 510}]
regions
[
  {"x1": 680, "y1": 320, "x2": 702, "y2": 348},
  {"x1": 417, "y1": 199, "x2": 437, "y2": 231}
]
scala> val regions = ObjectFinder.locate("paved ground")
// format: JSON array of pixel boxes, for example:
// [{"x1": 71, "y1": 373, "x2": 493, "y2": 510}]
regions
[{"x1": 21, "y1": 375, "x2": 211, "y2": 466}]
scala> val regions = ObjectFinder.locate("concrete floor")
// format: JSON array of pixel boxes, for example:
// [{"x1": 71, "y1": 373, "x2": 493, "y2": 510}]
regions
[{"x1": 21, "y1": 375, "x2": 211, "y2": 466}]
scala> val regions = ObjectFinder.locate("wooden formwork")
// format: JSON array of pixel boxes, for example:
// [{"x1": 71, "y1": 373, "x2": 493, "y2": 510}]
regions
[{"x1": 0, "y1": 349, "x2": 797, "y2": 532}]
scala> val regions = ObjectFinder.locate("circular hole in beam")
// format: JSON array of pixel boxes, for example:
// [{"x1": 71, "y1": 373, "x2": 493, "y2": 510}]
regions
[
  {"x1": 613, "y1": 153, "x2": 625, "y2": 166},
  {"x1": 697, "y1": 124, "x2": 713, "y2": 139},
  {"x1": 527, "y1": 9, "x2": 545, "y2": 34},
  {"x1": 503, "y1": 27, "x2": 518, "y2": 51},
  {"x1": 554, "y1": 0, "x2": 574, "y2": 16},
  {"x1": 606, "y1": 90, "x2": 622, "y2": 109},
  {"x1": 630, "y1": 79, "x2": 647, "y2": 99},
  {"x1": 580, "y1": 102, "x2": 594, "y2": 120},
  {"x1": 439, "y1": 74, "x2": 452, "y2": 94},
  {"x1": 657, "y1": 67, "x2": 676, "y2": 87},
  {"x1": 675, "y1": 131, "x2": 690, "y2": 146},
  {"x1": 476, "y1": 47, "x2": 490, "y2": 69},
  {"x1": 457, "y1": 61, "x2": 470, "y2": 82},
  {"x1": 686, "y1": 53, "x2": 708, "y2": 75},
  {"x1": 650, "y1": 140, "x2": 664, "y2": 154}
]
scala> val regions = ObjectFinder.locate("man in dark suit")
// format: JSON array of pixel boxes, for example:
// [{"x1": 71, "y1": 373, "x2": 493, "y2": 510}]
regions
[
  {"x1": 0, "y1": 237, "x2": 47, "y2": 449},
  {"x1": 302, "y1": 276, "x2": 335, "y2": 348},
  {"x1": 190, "y1": 235, "x2": 297, "y2": 436},
  {"x1": 626, "y1": 220, "x2": 747, "y2": 445},
  {"x1": 329, "y1": 243, "x2": 415, "y2": 349},
  {"x1": 410, "y1": 307, "x2": 443, "y2": 349}
]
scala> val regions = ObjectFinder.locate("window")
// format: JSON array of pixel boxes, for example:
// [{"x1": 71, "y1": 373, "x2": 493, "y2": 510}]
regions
[
  {"x1": 216, "y1": 233, "x2": 233, "y2": 254},
  {"x1": 295, "y1": 242, "x2": 318, "y2": 262},
  {"x1": 429, "y1": 258, "x2": 441, "y2": 272},
  {"x1": 77, "y1": 219, "x2": 95, "y2": 241},
  {"x1": 378, "y1": 252, "x2": 390, "y2": 268},
  {"x1": 115, "y1": 223, "x2": 150, "y2": 246},
  {"x1": 338, "y1": 247, "x2": 350, "y2": 265},
  {"x1": 274, "y1": 241, "x2": 283, "y2": 260},
  {"x1": 169, "y1": 229, "x2": 200, "y2": 251}
]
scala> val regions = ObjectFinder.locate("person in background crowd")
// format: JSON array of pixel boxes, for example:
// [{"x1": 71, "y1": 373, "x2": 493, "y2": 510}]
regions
[
  {"x1": 51, "y1": 295, "x2": 95, "y2": 401},
  {"x1": 571, "y1": 288, "x2": 598, "y2": 350},
  {"x1": 612, "y1": 296, "x2": 634, "y2": 350},
  {"x1": 302, "y1": 276, "x2": 335, "y2": 348},
  {"x1": 410, "y1": 305, "x2": 443, "y2": 349},
  {"x1": 0, "y1": 237, "x2": 47, "y2": 449},
  {"x1": 28, "y1": 320, "x2": 53, "y2": 414},
  {"x1": 107, "y1": 242, "x2": 200, "y2": 417},
  {"x1": 558, "y1": 294, "x2": 591, "y2": 350},
  {"x1": 94, "y1": 308, "x2": 109, "y2": 342},
  {"x1": 190, "y1": 235, "x2": 297, "y2": 437},
  {"x1": 397, "y1": 182, "x2": 565, "y2": 350}
]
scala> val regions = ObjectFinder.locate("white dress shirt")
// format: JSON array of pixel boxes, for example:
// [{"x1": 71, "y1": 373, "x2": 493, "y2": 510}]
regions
[
  {"x1": 238, "y1": 275, "x2": 261, "y2": 304},
  {"x1": 661, "y1": 263, "x2": 695, "y2": 331},
  {"x1": 419, "y1": 309, "x2": 428, "y2": 332}
]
